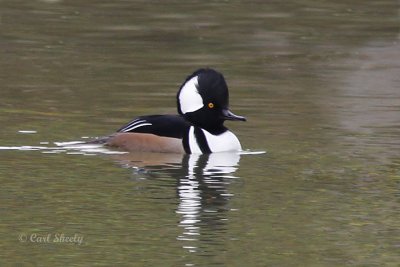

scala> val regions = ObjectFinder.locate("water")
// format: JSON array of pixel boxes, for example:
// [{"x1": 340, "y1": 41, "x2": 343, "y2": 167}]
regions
[{"x1": 1, "y1": 1, "x2": 399, "y2": 266}]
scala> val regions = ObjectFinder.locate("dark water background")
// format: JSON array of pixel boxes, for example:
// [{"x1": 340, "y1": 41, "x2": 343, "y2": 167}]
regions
[{"x1": 1, "y1": 1, "x2": 399, "y2": 266}]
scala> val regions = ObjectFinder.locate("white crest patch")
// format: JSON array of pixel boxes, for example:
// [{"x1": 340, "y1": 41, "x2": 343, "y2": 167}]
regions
[{"x1": 179, "y1": 76, "x2": 204, "y2": 114}]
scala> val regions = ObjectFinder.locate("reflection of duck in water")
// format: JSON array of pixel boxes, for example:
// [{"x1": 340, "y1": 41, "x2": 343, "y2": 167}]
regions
[
  {"x1": 112, "y1": 151, "x2": 241, "y2": 254},
  {"x1": 96, "y1": 68, "x2": 246, "y2": 154},
  {"x1": 176, "y1": 152, "x2": 241, "y2": 249},
  {"x1": 112, "y1": 152, "x2": 241, "y2": 253}
]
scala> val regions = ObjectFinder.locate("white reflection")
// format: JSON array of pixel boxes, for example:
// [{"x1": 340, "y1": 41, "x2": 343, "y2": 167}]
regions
[
  {"x1": 177, "y1": 154, "x2": 202, "y2": 243},
  {"x1": 176, "y1": 152, "x2": 241, "y2": 253}
]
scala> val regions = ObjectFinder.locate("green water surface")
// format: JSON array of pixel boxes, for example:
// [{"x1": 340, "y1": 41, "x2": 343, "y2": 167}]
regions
[{"x1": 1, "y1": 1, "x2": 399, "y2": 266}]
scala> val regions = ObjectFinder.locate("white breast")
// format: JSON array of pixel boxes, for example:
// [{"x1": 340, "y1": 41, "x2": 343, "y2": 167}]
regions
[
  {"x1": 188, "y1": 126, "x2": 242, "y2": 153},
  {"x1": 188, "y1": 127, "x2": 202, "y2": 154}
]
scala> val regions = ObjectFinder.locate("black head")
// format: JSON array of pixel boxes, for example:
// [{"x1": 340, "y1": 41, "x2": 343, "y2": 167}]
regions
[{"x1": 177, "y1": 68, "x2": 246, "y2": 134}]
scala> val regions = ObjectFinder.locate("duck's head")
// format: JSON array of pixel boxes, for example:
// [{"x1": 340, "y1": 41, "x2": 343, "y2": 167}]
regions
[{"x1": 177, "y1": 68, "x2": 246, "y2": 134}]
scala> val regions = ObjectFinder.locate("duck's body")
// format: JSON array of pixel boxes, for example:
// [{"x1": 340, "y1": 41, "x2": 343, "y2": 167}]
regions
[
  {"x1": 104, "y1": 68, "x2": 245, "y2": 154},
  {"x1": 106, "y1": 115, "x2": 189, "y2": 153}
]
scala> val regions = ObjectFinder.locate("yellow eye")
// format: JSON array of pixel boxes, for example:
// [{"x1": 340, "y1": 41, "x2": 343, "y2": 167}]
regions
[{"x1": 208, "y1": 102, "x2": 214, "y2": 109}]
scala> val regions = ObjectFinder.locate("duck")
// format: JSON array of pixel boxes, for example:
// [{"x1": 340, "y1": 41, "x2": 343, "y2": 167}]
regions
[{"x1": 103, "y1": 68, "x2": 246, "y2": 154}]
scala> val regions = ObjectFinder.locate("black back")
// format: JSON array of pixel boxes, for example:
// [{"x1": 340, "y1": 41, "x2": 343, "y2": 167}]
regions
[{"x1": 118, "y1": 114, "x2": 191, "y2": 139}]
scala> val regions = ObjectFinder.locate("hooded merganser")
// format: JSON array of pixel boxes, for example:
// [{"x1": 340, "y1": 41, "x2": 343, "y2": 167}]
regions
[{"x1": 105, "y1": 68, "x2": 246, "y2": 154}]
